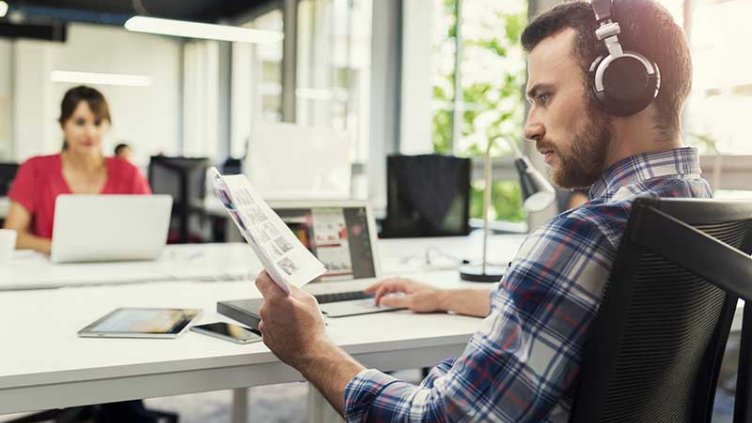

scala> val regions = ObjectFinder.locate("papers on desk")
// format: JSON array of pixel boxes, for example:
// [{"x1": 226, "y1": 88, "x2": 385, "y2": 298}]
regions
[{"x1": 210, "y1": 168, "x2": 325, "y2": 293}]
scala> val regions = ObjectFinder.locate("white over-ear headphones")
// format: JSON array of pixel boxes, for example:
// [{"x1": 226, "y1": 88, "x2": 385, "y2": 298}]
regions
[{"x1": 589, "y1": 0, "x2": 661, "y2": 116}]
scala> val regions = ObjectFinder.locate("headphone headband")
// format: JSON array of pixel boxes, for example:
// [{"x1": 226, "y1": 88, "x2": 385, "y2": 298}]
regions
[
  {"x1": 591, "y1": 0, "x2": 615, "y2": 23},
  {"x1": 588, "y1": 0, "x2": 660, "y2": 116}
]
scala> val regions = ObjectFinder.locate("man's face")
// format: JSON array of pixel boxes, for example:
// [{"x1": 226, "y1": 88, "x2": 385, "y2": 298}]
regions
[{"x1": 523, "y1": 28, "x2": 612, "y2": 189}]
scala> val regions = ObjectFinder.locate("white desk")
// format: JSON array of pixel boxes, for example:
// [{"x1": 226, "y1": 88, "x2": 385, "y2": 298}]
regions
[
  {"x1": 0, "y1": 243, "x2": 261, "y2": 291},
  {"x1": 0, "y1": 234, "x2": 527, "y2": 291},
  {"x1": 0, "y1": 235, "x2": 525, "y2": 417}
]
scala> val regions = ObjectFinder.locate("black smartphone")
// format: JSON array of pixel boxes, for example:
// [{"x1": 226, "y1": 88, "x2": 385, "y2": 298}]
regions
[{"x1": 190, "y1": 322, "x2": 262, "y2": 344}]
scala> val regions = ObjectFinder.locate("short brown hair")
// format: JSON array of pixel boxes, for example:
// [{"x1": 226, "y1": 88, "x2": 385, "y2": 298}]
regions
[{"x1": 521, "y1": 0, "x2": 691, "y2": 137}]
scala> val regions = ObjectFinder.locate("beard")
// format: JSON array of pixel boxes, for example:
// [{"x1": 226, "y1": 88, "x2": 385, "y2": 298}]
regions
[{"x1": 544, "y1": 107, "x2": 612, "y2": 189}]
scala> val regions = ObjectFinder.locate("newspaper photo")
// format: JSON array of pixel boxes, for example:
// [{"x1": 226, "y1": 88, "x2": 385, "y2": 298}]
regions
[{"x1": 210, "y1": 168, "x2": 326, "y2": 294}]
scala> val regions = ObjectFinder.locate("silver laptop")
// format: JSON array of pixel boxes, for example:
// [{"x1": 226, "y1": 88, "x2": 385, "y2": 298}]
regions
[
  {"x1": 218, "y1": 200, "x2": 402, "y2": 321},
  {"x1": 51, "y1": 195, "x2": 173, "y2": 263}
]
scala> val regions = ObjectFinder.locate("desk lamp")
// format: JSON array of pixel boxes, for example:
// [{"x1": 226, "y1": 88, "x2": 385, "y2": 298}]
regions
[{"x1": 459, "y1": 137, "x2": 555, "y2": 282}]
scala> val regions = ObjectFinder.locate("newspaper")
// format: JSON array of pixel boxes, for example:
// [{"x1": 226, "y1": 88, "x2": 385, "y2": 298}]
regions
[{"x1": 210, "y1": 168, "x2": 326, "y2": 294}]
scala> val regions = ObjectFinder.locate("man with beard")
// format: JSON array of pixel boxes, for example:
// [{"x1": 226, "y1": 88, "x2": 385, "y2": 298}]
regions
[{"x1": 253, "y1": 0, "x2": 711, "y2": 421}]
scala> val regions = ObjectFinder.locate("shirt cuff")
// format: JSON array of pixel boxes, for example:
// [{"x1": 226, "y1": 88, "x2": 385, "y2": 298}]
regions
[{"x1": 344, "y1": 368, "x2": 401, "y2": 422}]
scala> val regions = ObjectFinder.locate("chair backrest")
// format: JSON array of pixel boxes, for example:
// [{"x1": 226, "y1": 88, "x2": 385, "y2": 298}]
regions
[
  {"x1": 382, "y1": 154, "x2": 471, "y2": 238},
  {"x1": 148, "y1": 156, "x2": 210, "y2": 243},
  {"x1": 0, "y1": 162, "x2": 19, "y2": 197},
  {"x1": 570, "y1": 197, "x2": 752, "y2": 423}
]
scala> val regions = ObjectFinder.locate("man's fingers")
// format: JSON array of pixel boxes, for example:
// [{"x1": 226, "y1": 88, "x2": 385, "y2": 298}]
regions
[
  {"x1": 380, "y1": 295, "x2": 409, "y2": 309},
  {"x1": 257, "y1": 319, "x2": 265, "y2": 334},
  {"x1": 363, "y1": 282, "x2": 382, "y2": 294},
  {"x1": 255, "y1": 271, "x2": 274, "y2": 293},
  {"x1": 373, "y1": 285, "x2": 396, "y2": 305},
  {"x1": 256, "y1": 271, "x2": 288, "y2": 300}
]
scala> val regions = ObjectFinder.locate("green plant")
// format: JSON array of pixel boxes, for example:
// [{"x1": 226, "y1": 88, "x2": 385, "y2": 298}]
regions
[{"x1": 432, "y1": 0, "x2": 528, "y2": 222}]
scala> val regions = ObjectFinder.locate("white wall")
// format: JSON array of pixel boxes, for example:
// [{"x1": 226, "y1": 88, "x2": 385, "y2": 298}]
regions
[
  {"x1": 0, "y1": 39, "x2": 11, "y2": 160},
  {"x1": 400, "y1": 0, "x2": 434, "y2": 154},
  {"x1": 10, "y1": 23, "x2": 183, "y2": 165}
]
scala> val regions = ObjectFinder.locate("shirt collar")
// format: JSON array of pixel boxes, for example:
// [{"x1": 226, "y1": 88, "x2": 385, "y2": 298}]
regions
[{"x1": 588, "y1": 147, "x2": 701, "y2": 200}]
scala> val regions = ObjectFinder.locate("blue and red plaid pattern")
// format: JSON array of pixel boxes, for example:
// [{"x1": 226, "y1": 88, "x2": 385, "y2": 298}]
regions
[{"x1": 344, "y1": 147, "x2": 712, "y2": 422}]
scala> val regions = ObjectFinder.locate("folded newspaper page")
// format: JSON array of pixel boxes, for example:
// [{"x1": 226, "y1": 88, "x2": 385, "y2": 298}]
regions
[{"x1": 210, "y1": 168, "x2": 326, "y2": 294}]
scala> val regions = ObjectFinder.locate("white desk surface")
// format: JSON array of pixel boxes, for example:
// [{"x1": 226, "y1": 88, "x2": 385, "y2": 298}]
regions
[
  {"x1": 0, "y1": 234, "x2": 527, "y2": 291},
  {"x1": 0, "y1": 234, "x2": 526, "y2": 414}
]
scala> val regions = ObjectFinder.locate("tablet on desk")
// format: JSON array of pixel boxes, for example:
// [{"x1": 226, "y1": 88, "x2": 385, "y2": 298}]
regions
[{"x1": 78, "y1": 307, "x2": 201, "y2": 339}]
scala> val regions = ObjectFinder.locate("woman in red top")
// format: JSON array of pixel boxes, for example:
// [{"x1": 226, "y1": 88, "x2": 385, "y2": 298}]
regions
[{"x1": 4, "y1": 86, "x2": 151, "y2": 254}]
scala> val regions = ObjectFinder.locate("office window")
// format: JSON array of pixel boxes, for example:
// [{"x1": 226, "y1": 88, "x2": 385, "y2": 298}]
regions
[
  {"x1": 296, "y1": 0, "x2": 373, "y2": 165},
  {"x1": 653, "y1": 0, "x2": 752, "y2": 197},
  {"x1": 432, "y1": 0, "x2": 528, "y2": 222},
  {"x1": 231, "y1": 9, "x2": 284, "y2": 159}
]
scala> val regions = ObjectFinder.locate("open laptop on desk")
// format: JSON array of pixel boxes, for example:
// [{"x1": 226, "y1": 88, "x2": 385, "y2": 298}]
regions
[
  {"x1": 218, "y1": 201, "x2": 402, "y2": 327},
  {"x1": 51, "y1": 195, "x2": 172, "y2": 263}
]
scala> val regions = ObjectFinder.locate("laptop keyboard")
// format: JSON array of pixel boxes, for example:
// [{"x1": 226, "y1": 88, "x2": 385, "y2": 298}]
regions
[{"x1": 315, "y1": 291, "x2": 372, "y2": 304}]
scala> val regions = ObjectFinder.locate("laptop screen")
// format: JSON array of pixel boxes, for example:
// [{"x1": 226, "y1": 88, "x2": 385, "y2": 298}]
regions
[{"x1": 276, "y1": 207, "x2": 376, "y2": 282}]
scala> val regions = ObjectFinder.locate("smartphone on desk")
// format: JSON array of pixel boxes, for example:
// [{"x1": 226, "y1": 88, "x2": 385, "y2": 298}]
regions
[{"x1": 191, "y1": 322, "x2": 262, "y2": 345}]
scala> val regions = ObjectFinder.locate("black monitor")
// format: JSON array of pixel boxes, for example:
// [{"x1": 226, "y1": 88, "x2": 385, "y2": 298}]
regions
[
  {"x1": 382, "y1": 154, "x2": 471, "y2": 238},
  {"x1": 148, "y1": 156, "x2": 210, "y2": 243},
  {"x1": 0, "y1": 163, "x2": 19, "y2": 197}
]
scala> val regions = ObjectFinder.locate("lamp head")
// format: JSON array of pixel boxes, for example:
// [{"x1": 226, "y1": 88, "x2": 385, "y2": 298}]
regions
[{"x1": 514, "y1": 156, "x2": 555, "y2": 212}]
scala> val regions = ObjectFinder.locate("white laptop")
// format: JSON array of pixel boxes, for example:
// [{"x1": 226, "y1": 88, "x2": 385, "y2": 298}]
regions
[
  {"x1": 218, "y1": 200, "x2": 402, "y2": 322},
  {"x1": 51, "y1": 195, "x2": 173, "y2": 263}
]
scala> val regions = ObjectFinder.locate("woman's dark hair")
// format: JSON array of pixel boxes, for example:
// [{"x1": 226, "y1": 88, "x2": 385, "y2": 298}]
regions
[{"x1": 59, "y1": 86, "x2": 112, "y2": 150}]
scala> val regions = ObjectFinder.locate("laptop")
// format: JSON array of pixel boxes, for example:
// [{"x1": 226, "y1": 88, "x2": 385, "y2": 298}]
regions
[
  {"x1": 51, "y1": 195, "x2": 173, "y2": 263},
  {"x1": 218, "y1": 200, "x2": 402, "y2": 328}
]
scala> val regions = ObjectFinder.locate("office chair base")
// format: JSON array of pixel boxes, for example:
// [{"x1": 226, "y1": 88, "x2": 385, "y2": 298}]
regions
[{"x1": 459, "y1": 265, "x2": 505, "y2": 283}]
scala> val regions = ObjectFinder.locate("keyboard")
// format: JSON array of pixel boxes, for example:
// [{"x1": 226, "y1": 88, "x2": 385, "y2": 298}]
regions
[{"x1": 314, "y1": 291, "x2": 372, "y2": 304}]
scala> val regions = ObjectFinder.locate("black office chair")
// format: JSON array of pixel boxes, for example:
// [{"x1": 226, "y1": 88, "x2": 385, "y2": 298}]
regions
[
  {"x1": 148, "y1": 156, "x2": 210, "y2": 243},
  {"x1": 569, "y1": 197, "x2": 752, "y2": 423},
  {"x1": 382, "y1": 154, "x2": 471, "y2": 238},
  {"x1": 6, "y1": 400, "x2": 178, "y2": 423},
  {"x1": 0, "y1": 162, "x2": 19, "y2": 196}
]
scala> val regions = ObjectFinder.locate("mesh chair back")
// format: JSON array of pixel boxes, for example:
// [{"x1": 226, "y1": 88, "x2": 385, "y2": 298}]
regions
[
  {"x1": 0, "y1": 163, "x2": 19, "y2": 197},
  {"x1": 148, "y1": 156, "x2": 210, "y2": 243},
  {"x1": 570, "y1": 198, "x2": 752, "y2": 423},
  {"x1": 383, "y1": 154, "x2": 470, "y2": 238}
]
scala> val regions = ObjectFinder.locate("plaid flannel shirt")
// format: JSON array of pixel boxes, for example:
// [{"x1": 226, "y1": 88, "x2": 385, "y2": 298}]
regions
[{"x1": 344, "y1": 147, "x2": 712, "y2": 422}]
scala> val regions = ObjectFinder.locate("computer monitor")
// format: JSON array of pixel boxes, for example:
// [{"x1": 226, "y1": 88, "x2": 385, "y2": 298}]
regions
[
  {"x1": 382, "y1": 154, "x2": 471, "y2": 237},
  {"x1": 148, "y1": 156, "x2": 210, "y2": 243},
  {"x1": 271, "y1": 201, "x2": 380, "y2": 282}
]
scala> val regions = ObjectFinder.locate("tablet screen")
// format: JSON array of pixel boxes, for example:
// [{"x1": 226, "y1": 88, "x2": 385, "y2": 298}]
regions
[{"x1": 79, "y1": 308, "x2": 201, "y2": 338}]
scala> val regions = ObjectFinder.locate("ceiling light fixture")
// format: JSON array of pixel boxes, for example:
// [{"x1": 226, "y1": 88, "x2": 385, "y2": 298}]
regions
[
  {"x1": 0, "y1": 2, "x2": 9, "y2": 18},
  {"x1": 50, "y1": 71, "x2": 153, "y2": 87},
  {"x1": 124, "y1": 16, "x2": 284, "y2": 44}
]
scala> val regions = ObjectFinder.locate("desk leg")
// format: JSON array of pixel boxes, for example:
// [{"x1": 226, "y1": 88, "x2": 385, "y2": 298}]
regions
[
  {"x1": 307, "y1": 383, "x2": 343, "y2": 423},
  {"x1": 232, "y1": 388, "x2": 249, "y2": 423}
]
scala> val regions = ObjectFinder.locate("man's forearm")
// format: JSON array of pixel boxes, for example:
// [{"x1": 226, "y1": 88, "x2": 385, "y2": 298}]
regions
[
  {"x1": 438, "y1": 288, "x2": 492, "y2": 317},
  {"x1": 297, "y1": 341, "x2": 366, "y2": 415}
]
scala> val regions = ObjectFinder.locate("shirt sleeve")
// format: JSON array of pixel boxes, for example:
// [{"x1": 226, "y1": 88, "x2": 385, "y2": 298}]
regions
[
  {"x1": 344, "y1": 213, "x2": 616, "y2": 422},
  {"x1": 7, "y1": 159, "x2": 38, "y2": 213}
]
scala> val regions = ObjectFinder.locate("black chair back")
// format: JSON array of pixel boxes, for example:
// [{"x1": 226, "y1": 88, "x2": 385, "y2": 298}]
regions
[
  {"x1": 0, "y1": 162, "x2": 19, "y2": 197},
  {"x1": 382, "y1": 154, "x2": 470, "y2": 238},
  {"x1": 148, "y1": 156, "x2": 210, "y2": 243},
  {"x1": 570, "y1": 197, "x2": 752, "y2": 423}
]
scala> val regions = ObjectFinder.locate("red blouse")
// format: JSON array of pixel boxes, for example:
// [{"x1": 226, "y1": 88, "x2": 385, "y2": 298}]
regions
[{"x1": 8, "y1": 154, "x2": 152, "y2": 239}]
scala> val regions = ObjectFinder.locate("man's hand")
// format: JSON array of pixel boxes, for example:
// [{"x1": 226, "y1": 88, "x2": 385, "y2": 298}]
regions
[
  {"x1": 365, "y1": 277, "x2": 447, "y2": 313},
  {"x1": 255, "y1": 271, "x2": 329, "y2": 368},
  {"x1": 255, "y1": 271, "x2": 366, "y2": 415}
]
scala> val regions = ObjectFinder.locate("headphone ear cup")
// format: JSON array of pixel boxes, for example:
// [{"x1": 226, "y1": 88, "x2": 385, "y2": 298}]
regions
[
  {"x1": 589, "y1": 55, "x2": 608, "y2": 110},
  {"x1": 589, "y1": 54, "x2": 660, "y2": 117}
]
